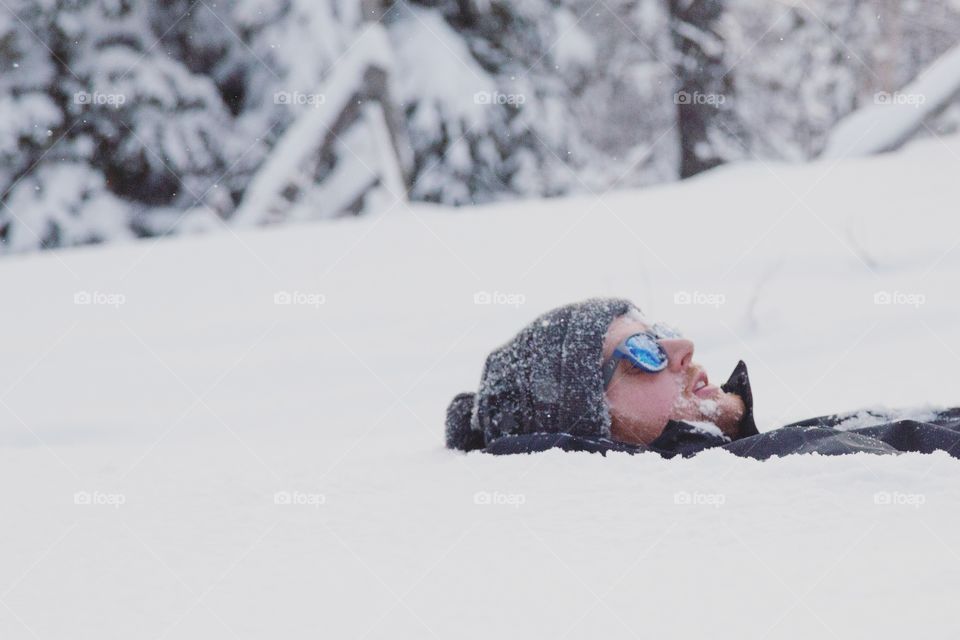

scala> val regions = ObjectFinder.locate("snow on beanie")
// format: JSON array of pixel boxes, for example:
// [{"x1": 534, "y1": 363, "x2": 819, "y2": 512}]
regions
[{"x1": 445, "y1": 298, "x2": 637, "y2": 451}]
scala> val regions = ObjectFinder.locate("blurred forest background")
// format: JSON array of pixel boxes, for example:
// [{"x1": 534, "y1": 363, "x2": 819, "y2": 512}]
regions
[{"x1": 1, "y1": 0, "x2": 959, "y2": 254}]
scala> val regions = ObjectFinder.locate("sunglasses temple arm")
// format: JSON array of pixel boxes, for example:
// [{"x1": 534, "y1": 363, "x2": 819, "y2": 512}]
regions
[{"x1": 601, "y1": 354, "x2": 620, "y2": 390}]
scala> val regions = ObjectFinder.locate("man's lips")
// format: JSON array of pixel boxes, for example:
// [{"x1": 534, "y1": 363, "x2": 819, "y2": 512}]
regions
[{"x1": 689, "y1": 368, "x2": 719, "y2": 398}]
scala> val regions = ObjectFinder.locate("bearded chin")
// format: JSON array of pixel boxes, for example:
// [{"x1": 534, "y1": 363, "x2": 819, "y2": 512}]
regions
[{"x1": 671, "y1": 390, "x2": 726, "y2": 426}]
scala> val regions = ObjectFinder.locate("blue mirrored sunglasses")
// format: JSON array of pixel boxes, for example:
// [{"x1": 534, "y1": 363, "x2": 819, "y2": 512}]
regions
[{"x1": 602, "y1": 323, "x2": 682, "y2": 390}]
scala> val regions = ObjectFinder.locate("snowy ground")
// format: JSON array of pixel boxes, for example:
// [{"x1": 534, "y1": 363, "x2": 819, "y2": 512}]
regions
[{"x1": 2, "y1": 136, "x2": 960, "y2": 638}]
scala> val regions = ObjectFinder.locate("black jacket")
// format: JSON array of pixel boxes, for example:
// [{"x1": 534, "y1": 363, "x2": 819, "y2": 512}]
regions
[{"x1": 480, "y1": 361, "x2": 960, "y2": 460}]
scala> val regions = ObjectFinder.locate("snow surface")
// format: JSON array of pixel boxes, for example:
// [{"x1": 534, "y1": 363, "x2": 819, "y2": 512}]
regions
[{"x1": 3, "y1": 135, "x2": 960, "y2": 638}]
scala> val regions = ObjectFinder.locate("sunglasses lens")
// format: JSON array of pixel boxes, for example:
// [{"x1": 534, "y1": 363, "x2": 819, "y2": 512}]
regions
[{"x1": 624, "y1": 334, "x2": 668, "y2": 371}]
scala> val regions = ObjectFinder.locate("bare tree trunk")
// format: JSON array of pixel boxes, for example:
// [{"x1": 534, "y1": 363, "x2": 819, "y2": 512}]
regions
[{"x1": 669, "y1": 0, "x2": 732, "y2": 179}]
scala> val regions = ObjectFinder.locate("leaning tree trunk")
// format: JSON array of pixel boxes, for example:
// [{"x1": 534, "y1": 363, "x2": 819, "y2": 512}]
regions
[
  {"x1": 231, "y1": 24, "x2": 412, "y2": 226},
  {"x1": 669, "y1": 0, "x2": 732, "y2": 179}
]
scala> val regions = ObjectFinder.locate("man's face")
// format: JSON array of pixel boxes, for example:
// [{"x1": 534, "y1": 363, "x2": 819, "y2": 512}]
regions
[{"x1": 602, "y1": 313, "x2": 745, "y2": 445}]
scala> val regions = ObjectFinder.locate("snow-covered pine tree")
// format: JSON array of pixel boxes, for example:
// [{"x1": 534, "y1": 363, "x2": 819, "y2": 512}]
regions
[
  {"x1": 0, "y1": 0, "x2": 247, "y2": 250},
  {"x1": 389, "y1": 0, "x2": 679, "y2": 203},
  {"x1": 387, "y1": 0, "x2": 572, "y2": 205},
  {"x1": 0, "y1": 0, "x2": 127, "y2": 251}
]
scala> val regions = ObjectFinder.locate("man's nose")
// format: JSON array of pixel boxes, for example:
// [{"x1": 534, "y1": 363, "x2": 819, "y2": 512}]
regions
[{"x1": 661, "y1": 338, "x2": 694, "y2": 373}]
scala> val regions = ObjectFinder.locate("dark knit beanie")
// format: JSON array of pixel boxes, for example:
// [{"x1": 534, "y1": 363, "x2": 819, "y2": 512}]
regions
[{"x1": 446, "y1": 298, "x2": 637, "y2": 451}]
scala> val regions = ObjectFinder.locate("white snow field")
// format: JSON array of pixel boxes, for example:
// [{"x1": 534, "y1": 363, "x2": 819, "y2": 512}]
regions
[{"x1": 2, "y1": 135, "x2": 960, "y2": 639}]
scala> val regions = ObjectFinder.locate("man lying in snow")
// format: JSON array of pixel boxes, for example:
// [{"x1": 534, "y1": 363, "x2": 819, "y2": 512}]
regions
[{"x1": 445, "y1": 298, "x2": 960, "y2": 459}]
